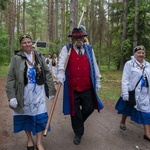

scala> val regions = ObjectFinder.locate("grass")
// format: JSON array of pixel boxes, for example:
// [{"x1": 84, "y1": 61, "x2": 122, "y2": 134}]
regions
[
  {"x1": 0, "y1": 65, "x2": 123, "y2": 102},
  {"x1": 0, "y1": 66, "x2": 9, "y2": 77},
  {"x1": 99, "y1": 70, "x2": 122, "y2": 102}
]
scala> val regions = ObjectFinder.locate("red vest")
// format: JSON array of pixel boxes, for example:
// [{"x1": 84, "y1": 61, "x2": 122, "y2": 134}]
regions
[{"x1": 68, "y1": 48, "x2": 92, "y2": 91}]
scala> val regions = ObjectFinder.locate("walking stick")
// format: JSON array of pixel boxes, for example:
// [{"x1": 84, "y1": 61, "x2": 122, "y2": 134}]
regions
[
  {"x1": 32, "y1": 38, "x2": 40, "y2": 49},
  {"x1": 43, "y1": 49, "x2": 71, "y2": 136},
  {"x1": 77, "y1": 7, "x2": 86, "y2": 28},
  {"x1": 43, "y1": 6, "x2": 87, "y2": 137}
]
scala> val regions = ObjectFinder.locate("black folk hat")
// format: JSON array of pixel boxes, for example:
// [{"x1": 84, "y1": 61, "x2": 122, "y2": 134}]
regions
[
  {"x1": 68, "y1": 28, "x2": 88, "y2": 37},
  {"x1": 20, "y1": 34, "x2": 32, "y2": 43},
  {"x1": 134, "y1": 45, "x2": 146, "y2": 53}
]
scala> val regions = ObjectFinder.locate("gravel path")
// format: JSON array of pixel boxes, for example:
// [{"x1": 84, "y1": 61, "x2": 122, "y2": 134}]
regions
[{"x1": 0, "y1": 77, "x2": 150, "y2": 150}]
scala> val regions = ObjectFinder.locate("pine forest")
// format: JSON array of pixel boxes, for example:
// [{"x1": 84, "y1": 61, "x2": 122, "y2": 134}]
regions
[{"x1": 0, "y1": 0, "x2": 150, "y2": 70}]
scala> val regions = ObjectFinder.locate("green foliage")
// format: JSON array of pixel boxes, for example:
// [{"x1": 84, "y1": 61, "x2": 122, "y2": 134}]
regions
[
  {"x1": 122, "y1": 39, "x2": 132, "y2": 57},
  {"x1": 1, "y1": 0, "x2": 150, "y2": 69},
  {"x1": 23, "y1": 0, "x2": 48, "y2": 40},
  {"x1": 0, "y1": 66, "x2": 9, "y2": 77},
  {"x1": 0, "y1": 25, "x2": 9, "y2": 66},
  {"x1": 108, "y1": 0, "x2": 150, "y2": 68},
  {"x1": 100, "y1": 69, "x2": 122, "y2": 101},
  {"x1": 0, "y1": 0, "x2": 9, "y2": 10},
  {"x1": 137, "y1": 3, "x2": 150, "y2": 59}
]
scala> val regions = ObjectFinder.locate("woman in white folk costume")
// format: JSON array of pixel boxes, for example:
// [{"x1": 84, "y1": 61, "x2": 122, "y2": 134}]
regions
[
  {"x1": 115, "y1": 45, "x2": 150, "y2": 141},
  {"x1": 5, "y1": 34, "x2": 56, "y2": 150}
]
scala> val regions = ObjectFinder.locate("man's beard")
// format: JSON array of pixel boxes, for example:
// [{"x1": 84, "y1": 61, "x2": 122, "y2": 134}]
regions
[{"x1": 74, "y1": 41, "x2": 83, "y2": 49}]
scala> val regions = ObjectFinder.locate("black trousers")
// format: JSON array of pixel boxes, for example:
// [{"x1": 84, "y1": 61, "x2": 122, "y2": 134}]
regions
[{"x1": 71, "y1": 89, "x2": 94, "y2": 137}]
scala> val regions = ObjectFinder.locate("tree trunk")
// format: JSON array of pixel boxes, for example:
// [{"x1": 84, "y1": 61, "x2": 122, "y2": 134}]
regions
[
  {"x1": 47, "y1": 0, "x2": 55, "y2": 52},
  {"x1": 70, "y1": 0, "x2": 76, "y2": 33},
  {"x1": 98, "y1": 0, "x2": 103, "y2": 68},
  {"x1": 23, "y1": 0, "x2": 25, "y2": 34},
  {"x1": 49, "y1": 0, "x2": 55, "y2": 41},
  {"x1": 118, "y1": 0, "x2": 128, "y2": 70},
  {"x1": 60, "y1": 0, "x2": 65, "y2": 50},
  {"x1": 74, "y1": 0, "x2": 78, "y2": 28},
  {"x1": 9, "y1": 0, "x2": 16, "y2": 61},
  {"x1": 133, "y1": 0, "x2": 138, "y2": 51},
  {"x1": 55, "y1": 0, "x2": 58, "y2": 39},
  {"x1": 50, "y1": 0, "x2": 55, "y2": 41},
  {"x1": 85, "y1": 0, "x2": 89, "y2": 34},
  {"x1": 0, "y1": 11, "x2": 2, "y2": 24},
  {"x1": 5, "y1": 3, "x2": 9, "y2": 34},
  {"x1": 16, "y1": 0, "x2": 20, "y2": 50},
  {"x1": 107, "y1": 0, "x2": 111, "y2": 69},
  {"x1": 89, "y1": 0, "x2": 94, "y2": 45}
]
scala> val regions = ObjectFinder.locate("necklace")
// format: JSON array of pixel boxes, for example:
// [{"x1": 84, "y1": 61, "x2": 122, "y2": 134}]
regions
[
  {"x1": 26, "y1": 50, "x2": 35, "y2": 66},
  {"x1": 135, "y1": 61, "x2": 144, "y2": 69}
]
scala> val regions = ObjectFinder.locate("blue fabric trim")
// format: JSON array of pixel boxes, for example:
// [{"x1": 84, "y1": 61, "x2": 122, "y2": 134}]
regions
[
  {"x1": 115, "y1": 97, "x2": 133, "y2": 116},
  {"x1": 63, "y1": 44, "x2": 71, "y2": 115},
  {"x1": 28, "y1": 67, "x2": 37, "y2": 93},
  {"x1": 84, "y1": 44, "x2": 96, "y2": 87},
  {"x1": 63, "y1": 66, "x2": 70, "y2": 115},
  {"x1": 115, "y1": 97, "x2": 150, "y2": 124},
  {"x1": 14, "y1": 112, "x2": 50, "y2": 135},
  {"x1": 84, "y1": 44, "x2": 104, "y2": 110}
]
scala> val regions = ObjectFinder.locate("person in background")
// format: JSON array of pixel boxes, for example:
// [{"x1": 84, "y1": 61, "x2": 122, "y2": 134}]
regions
[
  {"x1": 57, "y1": 28, "x2": 104, "y2": 145},
  {"x1": 5, "y1": 34, "x2": 56, "y2": 150},
  {"x1": 51, "y1": 52, "x2": 58, "y2": 85},
  {"x1": 45, "y1": 54, "x2": 52, "y2": 71},
  {"x1": 42, "y1": 54, "x2": 46, "y2": 60},
  {"x1": 115, "y1": 45, "x2": 150, "y2": 141}
]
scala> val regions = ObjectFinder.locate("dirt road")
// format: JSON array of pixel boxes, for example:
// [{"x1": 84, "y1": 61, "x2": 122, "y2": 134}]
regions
[{"x1": 0, "y1": 77, "x2": 150, "y2": 150}]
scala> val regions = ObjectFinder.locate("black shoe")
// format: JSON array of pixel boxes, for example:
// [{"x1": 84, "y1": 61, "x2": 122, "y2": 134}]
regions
[
  {"x1": 73, "y1": 135, "x2": 81, "y2": 145},
  {"x1": 27, "y1": 146, "x2": 34, "y2": 150},
  {"x1": 143, "y1": 135, "x2": 150, "y2": 142},
  {"x1": 120, "y1": 125, "x2": 126, "y2": 130}
]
